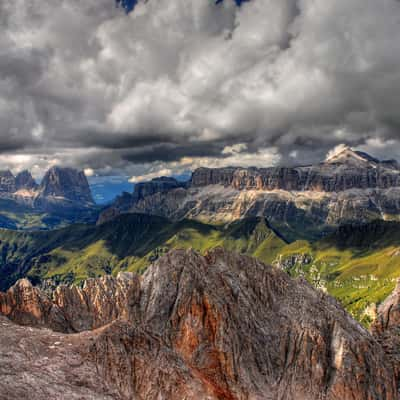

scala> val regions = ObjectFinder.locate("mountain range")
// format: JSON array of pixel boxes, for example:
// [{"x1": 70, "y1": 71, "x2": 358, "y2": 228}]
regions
[
  {"x1": 0, "y1": 166, "x2": 97, "y2": 229},
  {"x1": 99, "y1": 146, "x2": 400, "y2": 240},
  {"x1": 3, "y1": 148, "x2": 400, "y2": 398}
]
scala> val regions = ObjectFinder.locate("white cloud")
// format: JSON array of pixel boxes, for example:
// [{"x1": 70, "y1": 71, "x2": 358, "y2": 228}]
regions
[
  {"x1": 129, "y1": 168, "x2": 174, "y2": 183},
  {"x1": 128, "y1": 144, "x2": 281, "y2": 182},
  {"x1": 1, "y1": 0, "x2": 400, "y2": 177},
  {"x1": 84, "y1": 168, "x2": 95, "y2": 177},
  {"x1": 222, "y1": 143, "x2": 248, "y2": 155}
]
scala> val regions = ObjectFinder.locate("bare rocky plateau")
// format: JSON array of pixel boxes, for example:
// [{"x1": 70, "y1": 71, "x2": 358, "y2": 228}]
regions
[{"x1": 0, "y1": 248, "x2": 399, "y2": 399}]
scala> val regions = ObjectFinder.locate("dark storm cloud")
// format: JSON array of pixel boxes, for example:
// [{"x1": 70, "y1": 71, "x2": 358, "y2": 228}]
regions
[
  {"x1": 121, "y1": 142, "x2": 226, "y2": 163},
  {"x1": 1, "y1": 0, "x2": 400, "y2": 178}
]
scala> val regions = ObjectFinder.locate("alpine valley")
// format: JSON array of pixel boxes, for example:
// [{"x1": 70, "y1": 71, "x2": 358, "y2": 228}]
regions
[{"x1": 3, "y1": 148, "x2": 400, "y2": 398}]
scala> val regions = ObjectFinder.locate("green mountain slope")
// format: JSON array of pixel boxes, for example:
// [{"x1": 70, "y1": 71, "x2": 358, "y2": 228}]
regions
[
  {"x1": 2, "y1": 213, "x2": 400, "y2": 327},
  {"x1": 0, "y1": 197, "x2": 100, "y2": 230},
  {"x1": 0, "y1": 214, "x2": 287, "y2": 291},
  {"x1": 275, "y1": 221, "x2": 400, "y2": 325}
]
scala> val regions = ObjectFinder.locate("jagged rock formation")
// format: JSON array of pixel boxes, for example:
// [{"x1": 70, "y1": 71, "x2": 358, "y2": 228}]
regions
[
  {"x1": 1, "y1": 169, "x2": 40, "y2": 195},
  {"x1": 0, "y1": 170, "x2": 16, "y2": 193},
  {"x1": 0, "y1": 166, "x2": 94, "y2": 218},
  {"x1": 0, "y1": 273, "x2": 139, "y2": 332},
  {"x1": 0, "y1": 249, "x2": 397, "y2": 399},
  {"x1": 37, "y1": 166, "x2": 94, "y2": 205},
  {"x1": 98, "y1": 147, "x2": 400, "y2": 239},
  {"x1": 15, "y1": 170, "x2": 38, "y2": 191}
]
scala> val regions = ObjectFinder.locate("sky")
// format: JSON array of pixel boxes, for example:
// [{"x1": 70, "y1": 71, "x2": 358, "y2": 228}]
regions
[{"x1": 1, "y1": 0, "x2": 400, "y2": 181}]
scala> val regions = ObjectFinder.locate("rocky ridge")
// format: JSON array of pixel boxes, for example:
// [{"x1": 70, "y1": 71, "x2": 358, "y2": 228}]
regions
[
  {"x1": 98, "y1": 148, "x2": 400, "y2": 238},
  {"x1": 0, "y1": 249, "x2": 397, "y2": 399},
  {"x1": 15, "y1": 170, "x2": 38, "y2": 191}
]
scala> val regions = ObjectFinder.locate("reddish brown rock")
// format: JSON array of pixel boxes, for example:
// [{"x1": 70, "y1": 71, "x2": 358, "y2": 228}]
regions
[
  {"x1": 0, "y1": 273, "x2": 140, "y2": 333},
  {"x1": 371, "y1": 280, "x2": 400, "y2": 383},
  {"x1": 0, "y1": 249, "x2": 398, "y2": 399},
  {"x1": 0, "y1": 315, "x2": 121, "y2": 400}
]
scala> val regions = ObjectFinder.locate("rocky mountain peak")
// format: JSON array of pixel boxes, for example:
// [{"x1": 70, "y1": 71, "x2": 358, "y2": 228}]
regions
[
  {"x1": 324, "y1": 145, "x2": 379, "y2": 166},
  {"x1": 324, "y1": 146, "x2": 399, "y2": 170},
  {"x1": 0, "y1": 170, "x2": 16, "y2": 193},
  {"x1": 15, "y1": 170, "x2": 38, "y2": 191},
  {"x1": 39, "y1": 166, "x2": 94, "y2": 204}
]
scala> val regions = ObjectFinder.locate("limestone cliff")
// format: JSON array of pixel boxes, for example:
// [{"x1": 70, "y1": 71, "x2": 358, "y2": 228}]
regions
[{"x1": 98, "y1": 148, "x2": 400, "y2": 239}]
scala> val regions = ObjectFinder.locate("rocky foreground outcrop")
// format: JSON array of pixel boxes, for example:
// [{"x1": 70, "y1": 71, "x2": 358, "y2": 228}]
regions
[
  {"x1": 372, "y1": 280, "x2": 400, "y2": 384},
  {"x1": 0, "y1": 249, "x2": 397, "y2": 399},
  {"x1": 0, "y1": 315, "x2": 120, "y2": 400}
]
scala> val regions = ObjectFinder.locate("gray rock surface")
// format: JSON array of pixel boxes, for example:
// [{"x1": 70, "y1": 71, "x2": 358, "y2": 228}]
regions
[
  {"x1": 15, "y1": 170, "x2": 38, "y2": 190},
  {"x1": 0, "y1": 170, "x2": 16, "y2": 193},
  {"x1": 38, "y1": 166, "x2": 94, "y2": 205},
  {"x1": 0, "y1": 315, "x2": 120, "y2": 400},
  {"x1": 372, "y1": 280, "x2": 400, "y2": 384}
]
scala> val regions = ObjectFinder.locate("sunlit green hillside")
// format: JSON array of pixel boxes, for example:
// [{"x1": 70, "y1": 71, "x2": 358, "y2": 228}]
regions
[
  {"x1": 0, "y1": 214, "x2": 286, "y2": 290},
  {"x1": 1, "y1": 213, "x2": 400, "y2": 326},
  {"x1": 276, "y1": 221, "x2": 400, "y2": 325}
]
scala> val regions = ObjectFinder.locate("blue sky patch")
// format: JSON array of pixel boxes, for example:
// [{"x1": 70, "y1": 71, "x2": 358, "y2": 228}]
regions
[{"x1": 116, "y1": 0, "x2": 249, "y2": 14}]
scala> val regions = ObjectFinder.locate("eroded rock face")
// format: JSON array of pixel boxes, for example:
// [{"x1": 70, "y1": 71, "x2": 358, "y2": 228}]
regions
[
  {"x1": 132, "y1": 177, "x2": 188, "y2": 200},
  {"x1": 0, "y1": 249, "x2": 397, "y2": 399},
  {"x1": 38, "y1": 166, "x2": 94, "y2": 205},
  {"x1": 0, "y1": 170, "x2": 16, "y2": 193},
  {"x1": 0, "y1": 273, "x2": 140, "y2": 333},
  {"x1": 192, "y1": 148, "x2": 400, "y2": 192},
  {"x1": 0, "y1": 315, "x2": 121, "y2": 400},
  {"x1": 373, "y1": 281, "x2": 400, "y2": 334},
  {"x1": 15, "y1": 170, "x2": 38, "y2": 191},
  {"x1": 371, "y1": 280, "x2": 400, "y2": 383},
  {"x1": 98, "y1": 149, "x2": 400, "y2": 238},
  {"x1": 96, "y1": 177, "x2": 188, "y2": 225},
  {"x1": 0, "y1": 167, "x2": 96, "y2": 227}
]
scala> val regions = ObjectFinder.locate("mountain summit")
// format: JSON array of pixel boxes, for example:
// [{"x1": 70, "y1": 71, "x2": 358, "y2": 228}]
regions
[
  {"x1": 325, "y1": 145, "x2": 378, "y2": 165},
  {"x1": 38, "y1": 167, "x2": 94, "y2": 205},
  {"x1": 324, "y1": 145, "x2": 398, "y2": 169},
  {"x1": 15, "y1": 170, "x2": 38, "y2": 191}
]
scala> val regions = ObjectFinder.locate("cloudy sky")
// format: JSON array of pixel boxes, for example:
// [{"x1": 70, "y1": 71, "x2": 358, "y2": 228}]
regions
[{"x1": 1, "y1": 0, "x2": 400, "y2": 181}]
